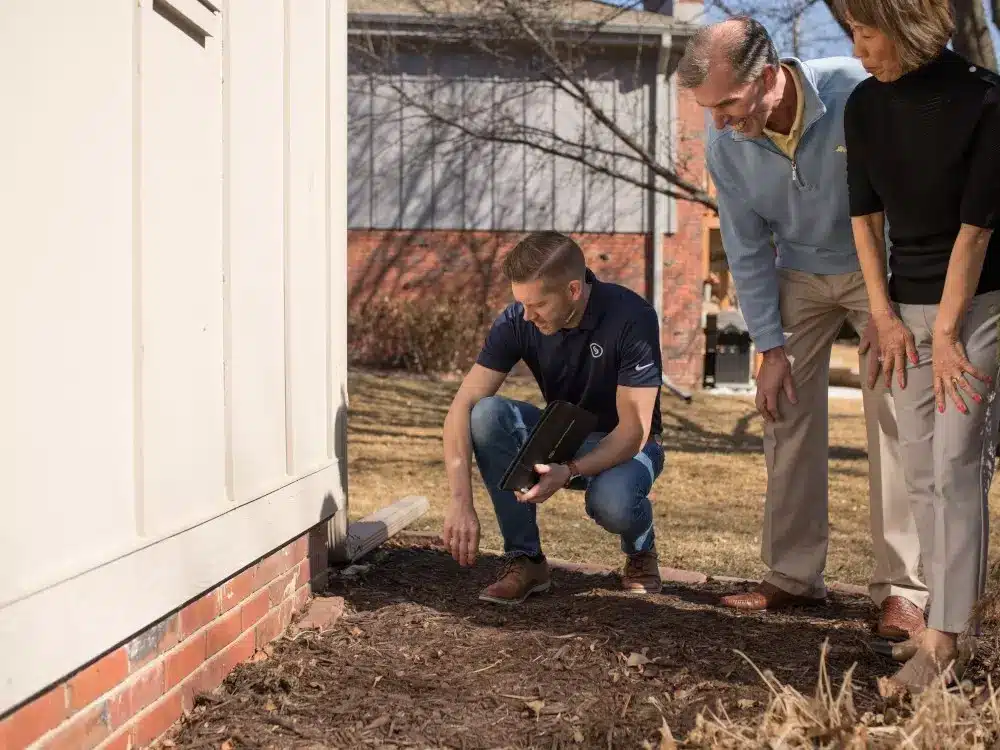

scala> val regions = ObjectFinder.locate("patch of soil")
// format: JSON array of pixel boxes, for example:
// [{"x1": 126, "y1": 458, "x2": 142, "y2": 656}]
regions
[{"x1": 164, "y1": 539, "x2": 994, "y2": 749}]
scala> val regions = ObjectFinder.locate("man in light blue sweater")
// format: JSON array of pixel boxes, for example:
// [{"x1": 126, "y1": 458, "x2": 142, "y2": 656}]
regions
[{"x1": 676, "y1": 17, "x2": 926, "y2": 639}]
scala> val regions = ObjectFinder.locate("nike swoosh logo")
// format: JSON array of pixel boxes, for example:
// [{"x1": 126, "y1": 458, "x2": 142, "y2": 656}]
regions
[{"x1": 635, "y1": 363, "x2": 653, "y2": 371}]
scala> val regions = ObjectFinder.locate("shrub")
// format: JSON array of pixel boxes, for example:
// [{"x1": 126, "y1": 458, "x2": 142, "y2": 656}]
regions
[{"x1": 348, "y1": 295, "x2": 493, "y2": 375}]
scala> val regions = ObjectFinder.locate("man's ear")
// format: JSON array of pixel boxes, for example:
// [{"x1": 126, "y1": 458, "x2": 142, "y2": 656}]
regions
[
  {"x1": 567, "y1": 278, "x2": 583, "y2": 300},
  {"x1": 761, "y1": 64, "x2": 779, "y2": 93}
]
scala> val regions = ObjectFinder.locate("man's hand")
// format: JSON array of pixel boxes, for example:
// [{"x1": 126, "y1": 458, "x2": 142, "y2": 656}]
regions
[
  {"x1": 442, "y1": 502, "x2": 481, "y2": 567},
  {"x1": 858, "y1": 317, "x2": 882, "y2": 389},
  {"x1": 755, "y1": 348, "x2": 797, "y2": 422},
  {"x1": 515, "y1": 463, "x2": 571, "y2": 505},
  {"x1": 872, "y1": 310, "x2": 918, "y2": 389}
]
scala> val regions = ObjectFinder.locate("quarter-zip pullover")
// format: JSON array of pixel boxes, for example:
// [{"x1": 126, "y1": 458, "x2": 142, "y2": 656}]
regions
[{"x1": 706, "y1": 56, "x2": 869, "y2": 352}]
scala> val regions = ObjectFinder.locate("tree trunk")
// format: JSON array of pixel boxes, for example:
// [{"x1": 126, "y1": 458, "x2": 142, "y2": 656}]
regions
[
  {"x1": 820, "y1": 0, "x2": 851, "y2": 37},
  {"x1": 952, "y1": 0, "x2": 998, "y2": 71}
]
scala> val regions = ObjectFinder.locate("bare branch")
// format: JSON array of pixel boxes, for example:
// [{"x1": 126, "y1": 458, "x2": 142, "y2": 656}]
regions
[
  {"x1": 497, "y1": 0, "x2": 714, "y2": 205},
  {"x1": 349, "y1": 0, "x2": 718, "y2": 214}
]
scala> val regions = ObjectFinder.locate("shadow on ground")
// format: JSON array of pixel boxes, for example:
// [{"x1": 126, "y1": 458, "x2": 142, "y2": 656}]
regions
[
  {"x1": 165, "y1": 539, "x2": 929, "y2": 750},
  {"x1": 349, "y1": 370, "x2": 869, "y2": 461}
]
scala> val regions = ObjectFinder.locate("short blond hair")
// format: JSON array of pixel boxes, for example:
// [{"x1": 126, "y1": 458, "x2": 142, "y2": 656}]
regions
[{"x1": 834, "y1": 0, "x2": 954, "y2": 72}]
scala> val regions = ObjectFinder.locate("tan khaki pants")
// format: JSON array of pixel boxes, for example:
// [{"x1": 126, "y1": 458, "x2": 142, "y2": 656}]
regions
[
  {"x1": 892, "y1": 292, "x2": 1000, "y2": 633},
  {"x1": 761, "y1": 269, "x2": 927, "y2": 608}
]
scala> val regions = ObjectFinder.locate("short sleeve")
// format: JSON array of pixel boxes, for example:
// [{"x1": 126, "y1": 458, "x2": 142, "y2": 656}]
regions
[
  {"x1": 475, "y1": 305, "x2": 523, "y2": 373},
  {"x1": 616, "y1": 306, "x2": 662, "y2": 388},
  {"x1": 961, "y1": 86, "x2": 1000, "y2": 229},
  {"x1": 843, "y1": 86, "x2": 884, "y2": 217}
]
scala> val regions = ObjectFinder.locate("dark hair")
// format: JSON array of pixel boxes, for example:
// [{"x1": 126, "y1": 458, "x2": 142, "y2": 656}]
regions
[
  {"x1": 500, "y1": 231, "x2": 586, "y2": 285},
  {"x1": 677, "y1": 16, "x2": 780, "y2": 89},
  {"x1": 833, "y1": 0, "x2": 953, "y2": 72}
]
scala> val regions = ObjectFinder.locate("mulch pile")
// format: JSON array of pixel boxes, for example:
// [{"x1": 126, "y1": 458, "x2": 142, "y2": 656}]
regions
[{"x1": 164, "y1": 538, "x2": 997, "y2": 749}]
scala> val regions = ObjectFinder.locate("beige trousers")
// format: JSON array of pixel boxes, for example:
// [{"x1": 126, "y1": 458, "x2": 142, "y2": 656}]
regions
[
  {"x1": 892, "y1": 291, "x2": 1000, "y2": 634},
  {"x1": 761, "y1": 269, "x2": 927, "y2": 609}
]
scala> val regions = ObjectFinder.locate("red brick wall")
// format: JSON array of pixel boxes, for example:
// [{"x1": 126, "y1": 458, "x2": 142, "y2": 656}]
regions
[
  {"x1": 348, "y1": 227, "x2": 705, "y2": 390},
  {"x1": 665, "y1": 84, "x2": 711, "y2": 390},
  {"x1": 347, "y1": 70, "x2": 710, "y2": 391},
  {"x1": 0, "y1": 528, "x2": 331, "y2": 750}
]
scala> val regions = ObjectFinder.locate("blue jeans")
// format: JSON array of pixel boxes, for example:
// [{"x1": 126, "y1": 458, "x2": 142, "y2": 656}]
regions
[{"x1": 470, "y1": 395, "x2": 665, "y2": 558}]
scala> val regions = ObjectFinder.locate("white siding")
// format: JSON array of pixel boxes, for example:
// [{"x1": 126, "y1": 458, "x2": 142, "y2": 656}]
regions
[{"x1": 0, "y1": 0, "x2": 349, "y2": 714}]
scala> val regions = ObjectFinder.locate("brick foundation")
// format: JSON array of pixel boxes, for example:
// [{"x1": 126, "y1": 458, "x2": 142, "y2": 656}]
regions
[{"x1": 0, "y1": 526, "x2": 332, "y2": 750}]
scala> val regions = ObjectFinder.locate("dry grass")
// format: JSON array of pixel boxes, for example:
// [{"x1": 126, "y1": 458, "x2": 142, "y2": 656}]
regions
[
  {"x1": 347, "y1": 369, "x2": 1000, "y2": 585},
  {"x1": 686, "y1": 645, "x2": 1000, "y2": 749}
]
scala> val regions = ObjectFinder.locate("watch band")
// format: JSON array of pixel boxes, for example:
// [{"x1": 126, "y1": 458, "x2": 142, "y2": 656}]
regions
[{"x1": 563, "y1": 459, "x2": 581, "y2": 488}]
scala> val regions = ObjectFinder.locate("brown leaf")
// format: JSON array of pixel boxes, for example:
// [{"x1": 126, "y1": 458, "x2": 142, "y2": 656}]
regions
[
  {"x1": 657, "y1": 718, "x2": 677, "y2": 750},
  {"x1": 264, "y1": 699, "x2": 277, "y2": 712},
  {"x1": 737, "y1": 698, "x2": 756, "y2": 710},
  {"x1": 220, "y1": 741, "x2": 234, "y2": 750},
  {"x1": 525, "y1": 699, "x2": 545, "y2": 717},
  {"x1": 365, "y1": 714, "x2": 391, "y2": 731},
  {"x1": 573, "y1": 728, "x2": 585, "y2": 744},
  {"x1": 626, "y1": 651, "x2": 651, "y2": 668}
]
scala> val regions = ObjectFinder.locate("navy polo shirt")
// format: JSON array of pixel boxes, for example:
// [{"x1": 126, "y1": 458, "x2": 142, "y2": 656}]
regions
[{"x1": 476, "y1": 269, "x2": 663, "y2": 439}]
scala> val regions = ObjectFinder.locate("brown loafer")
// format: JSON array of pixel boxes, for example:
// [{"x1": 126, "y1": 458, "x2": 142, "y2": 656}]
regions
[
  {"x1": 875, "y1": 595, "x2": 926, "y2": 641},
  {"x1": 718, "y1": 581, "x2": 826, "y2": 611}
]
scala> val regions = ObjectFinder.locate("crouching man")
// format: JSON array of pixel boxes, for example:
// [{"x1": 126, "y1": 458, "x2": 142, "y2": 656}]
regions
[{"x1": 441, "y1": 231, "x2": 666, "y2": 604}]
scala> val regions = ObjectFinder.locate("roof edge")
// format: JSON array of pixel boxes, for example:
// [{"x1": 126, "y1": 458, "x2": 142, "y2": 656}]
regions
[{"x1": 347, "y1": 9, "x2": 699, "y2": 40}]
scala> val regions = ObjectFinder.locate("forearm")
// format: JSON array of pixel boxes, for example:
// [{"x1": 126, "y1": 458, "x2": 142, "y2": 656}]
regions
[
  {"x1": 851, "y1": 214, "x2": 892, "y2": 316},
  {"x1": 936, "y1": 225, "x2": 994, "y2": 336},
  {"x1": 442, "y1": 401, "x2": 476, "y2": 508},
  {"x1": 572, "y1": 421, "x2": 645, "y2": 477},
  {"x1": 727, "y1": 249, "x2": 784, "y2": 352}
]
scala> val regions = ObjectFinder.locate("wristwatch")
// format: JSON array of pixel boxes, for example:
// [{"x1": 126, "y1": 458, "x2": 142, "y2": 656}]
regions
[{"x1": 563, "y1": 459, "x2": 582, "y2": 488}]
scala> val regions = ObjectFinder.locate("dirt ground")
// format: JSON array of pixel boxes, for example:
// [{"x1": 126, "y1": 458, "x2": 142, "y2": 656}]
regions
[
  {"x1": 346, "y1": 371, "x2": 1000, "y2": 585},
  {"x1": 163, "y1": 537, "x2": 1000, "y2": 750}
]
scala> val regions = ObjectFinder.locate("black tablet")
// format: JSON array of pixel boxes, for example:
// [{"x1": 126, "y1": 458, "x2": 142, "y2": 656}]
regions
[{"x1": 499, "y1": 400, "x2": 598, "y2": 493}]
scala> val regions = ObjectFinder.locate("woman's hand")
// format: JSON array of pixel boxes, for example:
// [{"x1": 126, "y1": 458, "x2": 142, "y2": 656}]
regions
[
  {"x1": 873, "y1": 310, "x2": 918, "y2": 389},
  {"x1": 931, "y1": 327, "x2": 992, "y2": 414}
]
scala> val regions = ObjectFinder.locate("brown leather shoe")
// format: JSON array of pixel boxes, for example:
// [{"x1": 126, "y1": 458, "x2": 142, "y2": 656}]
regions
[
  {"x1": 479, "y1": 556, "x2": 551, "y2": 605},
  {"x1": 622, "y1": 548, "x2": 662, "y2": 594},
  {"x1": 718, "y1": 581, "x2": 826, "y2": 611},
  {"x1": 876, "y1": 595, "x2": 926, "y2": 641}
]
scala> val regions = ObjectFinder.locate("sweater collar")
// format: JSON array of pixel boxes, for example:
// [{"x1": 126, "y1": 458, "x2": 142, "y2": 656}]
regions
[{"x1": 731, "y1": 57, "x2": 826, "y2": 144}]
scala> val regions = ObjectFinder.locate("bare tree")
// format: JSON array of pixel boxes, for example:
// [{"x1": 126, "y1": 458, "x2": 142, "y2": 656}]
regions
[
  {"x1": 350, "y1": 0, "x2": 717, "y2": 212},
  {"x1": 711, "y1": 0, "x2": 848, "y2": 57}
]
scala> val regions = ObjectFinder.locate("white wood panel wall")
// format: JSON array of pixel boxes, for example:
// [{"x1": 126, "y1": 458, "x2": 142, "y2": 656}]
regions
[{"x1": 0, "y1": 0, "x2": 349, "y2": 714}]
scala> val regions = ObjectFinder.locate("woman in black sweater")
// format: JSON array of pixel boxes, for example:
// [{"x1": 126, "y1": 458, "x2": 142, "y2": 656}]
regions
[{"x1": 838, "y1": 0, "x2": 1000, "y2": 695}]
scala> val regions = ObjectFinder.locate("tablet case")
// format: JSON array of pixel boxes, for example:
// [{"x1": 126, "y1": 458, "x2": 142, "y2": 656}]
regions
[{"x1": 499, "y1": 400, "x2": 598, "y2": 493}]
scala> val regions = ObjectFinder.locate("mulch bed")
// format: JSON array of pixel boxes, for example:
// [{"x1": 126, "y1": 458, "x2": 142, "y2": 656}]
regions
[{"x1": 164, "y1": 539, "x2": 997, "y2": 749}]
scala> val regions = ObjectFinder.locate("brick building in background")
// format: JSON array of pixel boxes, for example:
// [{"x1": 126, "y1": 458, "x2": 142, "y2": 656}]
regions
[{"x1": 346, "y1": 0, "x2": 714, "y2": 391}]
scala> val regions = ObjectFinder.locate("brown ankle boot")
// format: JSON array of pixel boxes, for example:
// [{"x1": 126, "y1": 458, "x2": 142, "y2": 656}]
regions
[
  {"x1": 479, "y1": 556, "x2": 551, "y2": 605},
  {"x1": 622, "y1": 548, "x2": 662, "y2": 594}
]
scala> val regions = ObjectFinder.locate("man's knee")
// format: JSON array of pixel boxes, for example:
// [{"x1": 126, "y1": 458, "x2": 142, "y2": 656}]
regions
[
  {"x1": 585, "y1": 474, "x2": 638, "y2": 534},
  {"x1": 469, "y1": 395, "x2": 514, "y2": 448}
]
